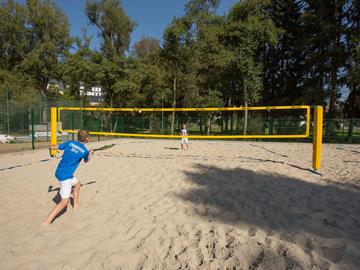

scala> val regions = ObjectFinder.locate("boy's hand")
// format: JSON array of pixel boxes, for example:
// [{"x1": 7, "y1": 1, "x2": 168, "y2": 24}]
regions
[
  {"x1": 49, "y1": 144, "x2": 58, "y2": 158},
  {"x1": 84, "y1": 149, "x2": 94, "y2": 163},
  {"x1": 49, "y1": 144, "x2": 58, "y2": 150}
]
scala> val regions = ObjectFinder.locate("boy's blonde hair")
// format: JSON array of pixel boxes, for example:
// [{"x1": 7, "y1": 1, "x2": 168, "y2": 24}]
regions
[{"x1": 77, "y1": 130, "x2": 89, "y2": 142}]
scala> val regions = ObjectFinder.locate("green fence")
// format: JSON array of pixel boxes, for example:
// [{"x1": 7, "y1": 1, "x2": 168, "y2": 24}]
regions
[
  {"x1": 322, "y1": 118, "x2": 360, "y2": 143},
  {"x1": 0, "y1": 97, "x2": 82, "y2": 146},
  {"x1": 0, "y1": 101, "x2": 360, "y2": 145},
  {"x1": 58, "y1": 109, "x2": 360, "y2": 143}
]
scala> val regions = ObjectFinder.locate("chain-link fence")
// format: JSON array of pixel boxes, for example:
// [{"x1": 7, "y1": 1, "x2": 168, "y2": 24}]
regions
[
  {"x1": 1, "y1": 100, "x2": 359, "y2": 148},
  {"x1": 58, "y1": 109, "x2": 360, "y2": 144},
  {"x1": 0, "y1": 95, "x2": 82, "y2": 147},
  {"x1": 322, "y1": 118, "x2": 360, "y2": 143}
]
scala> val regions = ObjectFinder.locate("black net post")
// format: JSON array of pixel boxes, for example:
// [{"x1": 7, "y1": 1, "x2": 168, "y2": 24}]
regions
[
  {"x1": 80, "y1": 100, "x2": 83, "y2": 129},
  {"x1": 31, "y1": 108, "x2": 35, "y2": 150},
  {"x1": 98, "y1": 118, "x2": 101, "y2": 141},
  {"x1": 348, "y1": 118, "x2": 354, "y2": 143},
  {"x1": 71, "y1": 112, "x2": 75, "y2": 141},
  {"x1": 6, "y1": 91, "x2": 10, "y2": 134}
]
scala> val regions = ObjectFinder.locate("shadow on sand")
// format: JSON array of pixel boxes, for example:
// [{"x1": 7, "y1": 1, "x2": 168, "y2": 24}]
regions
[{"x1": 178, "y1": 164, "x2": 360, "y2": 265}]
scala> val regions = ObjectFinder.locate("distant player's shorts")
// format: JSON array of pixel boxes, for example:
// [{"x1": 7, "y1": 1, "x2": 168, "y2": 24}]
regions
[
  {"x1": 58, "y1": 177, "x2": 79, "y2": 199},
  {"x1": 181, "y1": 138, "x2": 189, "y2": 144}
]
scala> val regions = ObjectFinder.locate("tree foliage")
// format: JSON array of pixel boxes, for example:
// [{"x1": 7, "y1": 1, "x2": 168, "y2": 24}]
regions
[
  {"x1": 0, "y1": 0, "x2": 71, "y2": 104},
  {"x1": 0, "y1": 0, "x2": 359, "y2": 120},
  {"x1": 86, "y1": 0, "x2": 136, "y2": 57}
]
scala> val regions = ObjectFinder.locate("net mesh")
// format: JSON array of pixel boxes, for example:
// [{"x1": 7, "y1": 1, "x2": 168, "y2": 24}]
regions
[{"x1": 58, "y1": 107, "x2": 309, "y2": 137}]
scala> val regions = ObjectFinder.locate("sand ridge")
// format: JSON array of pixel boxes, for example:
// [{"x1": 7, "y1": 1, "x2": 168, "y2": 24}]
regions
[{"x1": 0, "y1": 139, "x2": 359, "y2": 269}]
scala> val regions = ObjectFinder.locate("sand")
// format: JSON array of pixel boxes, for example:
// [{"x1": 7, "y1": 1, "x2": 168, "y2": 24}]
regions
[{"x1": 0, "y1": 139, "x2": 359, "y2": 270}]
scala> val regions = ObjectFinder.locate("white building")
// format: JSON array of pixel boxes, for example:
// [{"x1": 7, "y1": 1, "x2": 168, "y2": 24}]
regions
[{"x1": 80, "y1": 84, "x2": 104, "y2": 106}]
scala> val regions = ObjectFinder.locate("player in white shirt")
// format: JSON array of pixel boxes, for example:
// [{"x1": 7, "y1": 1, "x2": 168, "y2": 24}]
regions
[{"x1": 180, "y1": 124, "x2": 189, "y2": 151}]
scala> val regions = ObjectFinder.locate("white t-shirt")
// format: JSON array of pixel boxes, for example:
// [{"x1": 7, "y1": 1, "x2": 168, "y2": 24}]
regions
[
  {"x1": 180, "y1": 128, "x2": 188, "y2": 136},
  {"x1": 180, "y1": 128, "x2": 188, "y2": 143}
]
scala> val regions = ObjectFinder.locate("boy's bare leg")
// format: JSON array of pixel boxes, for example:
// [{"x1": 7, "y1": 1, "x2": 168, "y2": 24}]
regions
[
  {"x1": 42, "y1": 198, "x2": 69, "y2": 225},
  {"x1": 72, "y1": 182, "x2": 81, "y2": 210}
]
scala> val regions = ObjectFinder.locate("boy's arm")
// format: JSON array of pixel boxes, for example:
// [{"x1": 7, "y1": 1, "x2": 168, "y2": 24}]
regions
[
  {"x1": 84, "y1": 149, "x2": 94, "y2": 163},
  {"x1": 49, "y1": 142, "x2": 67, "y2": 157},
  {"x1": 49, "y1": 144, "x2": 59, "y2": 158},
  {"x1": 52, "y1": 142, "x2": 67, "y2": 151}
]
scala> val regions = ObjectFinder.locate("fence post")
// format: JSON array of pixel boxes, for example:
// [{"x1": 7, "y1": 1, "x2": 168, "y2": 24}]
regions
[
  {"x1": 161, "y1": 111, "x2": 164, "y2": 135},
  {"x1": 50, "y1": 107, "x2": 57, "y2": 157},
  {"x1": 80, "y1": 99, "x2": 83, "y2": 129},
  {"x1": 31, "y1": 108, "x2": 35, "y2": 150},
  {"x1": 98, "y1": 118, "x2": 101, "y2": 141},
  {"x1": 142, "y1": 115, "x2": 145, "y2": 133},
  {"x1": 312, "y1": 106, "x2": 323, "y2": 170},
  {"x1": 269, "y1": 114, "x2": 273, "y2": 135},
  {"x1": 347, "y1": 118, "x2": 354, "y2": 143},
  {"x1": 6, "y1": 91, "x2": 10, "y2": 134},
  {"x1": 39, "y1": 95, "x2": 42, "y2": 124},
  {"x1": 120, "y1": 117, "x2": 124, "y2": 132},
  {"x1": 71, "y1": 112, "x2": 74, "y2": 141},
  {"x1": 46, "y1": 109, "x2": 49, "y2": 142},
  {"x1": 21, "y1": 112, "x2": 24, "y2": 131}
]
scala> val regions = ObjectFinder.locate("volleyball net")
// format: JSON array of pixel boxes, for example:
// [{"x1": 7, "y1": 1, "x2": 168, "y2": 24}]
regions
[{"x1": 50, "y1": 105, "x2": 323, "y2": 170}]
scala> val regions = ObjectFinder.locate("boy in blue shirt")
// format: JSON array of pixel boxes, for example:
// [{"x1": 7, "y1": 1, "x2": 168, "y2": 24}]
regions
[{"x1": 43, "y1": 130, "x2": 94, "y2": 225}]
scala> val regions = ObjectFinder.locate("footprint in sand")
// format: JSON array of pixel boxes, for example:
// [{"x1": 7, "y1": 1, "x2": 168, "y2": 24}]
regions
[{"x1": 248, "y1": 227, "x2": 257, "y2": 237}]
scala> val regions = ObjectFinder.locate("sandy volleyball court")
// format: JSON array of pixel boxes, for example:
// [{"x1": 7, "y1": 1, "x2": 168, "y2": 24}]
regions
[{"x1": 0, "y1": 139, "x2": 359, "y2": 269}]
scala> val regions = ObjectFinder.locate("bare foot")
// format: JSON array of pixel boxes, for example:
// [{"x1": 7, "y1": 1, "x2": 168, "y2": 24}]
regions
[
  {"x1": 41, "y1": 221, "x2": 50, "y2": 226},
  {"x1": 73, "y1": 204, "x2": 79, "y2": 210}
]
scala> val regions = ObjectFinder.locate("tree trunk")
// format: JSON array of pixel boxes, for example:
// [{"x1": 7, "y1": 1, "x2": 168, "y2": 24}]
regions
[
  {"x1": 206, "y1": 115, "x2": 211, "y2": 135},
  {"x1": 325, "y1": 56, "x2": 338, "y2": 137},
  {"x1": 243, "y1": 101, "x2": 248, "y2": 135},
  {"x1": 243, "y1": 77, "x2": 248, "y2": 135},
  {"x1": 328, "y1": 62, "x2": 337, "y2": 118},
  {"x1": 224, "y1": 97, "x2": 231, "y2": 132},
  {"x1": 171, "y1": 77, "x2": 176, "y2": 134},
  {"x1": 108, "y1": 95, "x2": 113, "y2": 132},
  {"x1": 326, "y1": 4, "x2": 342, "y2": 136}
]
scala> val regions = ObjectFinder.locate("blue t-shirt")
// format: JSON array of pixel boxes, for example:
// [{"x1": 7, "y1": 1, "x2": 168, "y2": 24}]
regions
[{"x1": 55, "y1": 141, "x2": 89, "y2": 181}]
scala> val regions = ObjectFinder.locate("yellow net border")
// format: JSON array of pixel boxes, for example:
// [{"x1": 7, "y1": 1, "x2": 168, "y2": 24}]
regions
[
  {"x1": 56, "y1": 105, "x2": 311, "y2": 139},
  {"x1": 51, "y1": 105, "x2": 322, "y2": 170}
]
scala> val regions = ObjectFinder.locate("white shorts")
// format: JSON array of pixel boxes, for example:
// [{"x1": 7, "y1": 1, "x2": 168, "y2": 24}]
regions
[
  {"x1": 181, "y1": 138, "x2": 189, "y2": 144},
  {"x1": 59, "y1": 177, "x2": 79, "y2": 199}
]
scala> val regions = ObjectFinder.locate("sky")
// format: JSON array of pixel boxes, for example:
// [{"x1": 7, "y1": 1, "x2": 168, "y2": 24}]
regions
[{"x1": 16, "y1": 0, "x2": 239, "y2": 51}]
